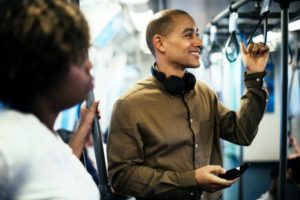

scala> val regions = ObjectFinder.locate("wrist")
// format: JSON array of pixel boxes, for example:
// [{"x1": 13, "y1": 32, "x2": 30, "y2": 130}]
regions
[
  {"x1": 244, "y1": 71, "x2": 267, "y2": 89},
  {"x1": 246, "y1": 70, "x2": 264, "y2": 74}
]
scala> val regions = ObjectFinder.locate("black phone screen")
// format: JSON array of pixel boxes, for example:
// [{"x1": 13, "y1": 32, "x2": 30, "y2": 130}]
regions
[{"x1": 219, "y1": 163, "x2": 250, "y2": 180}]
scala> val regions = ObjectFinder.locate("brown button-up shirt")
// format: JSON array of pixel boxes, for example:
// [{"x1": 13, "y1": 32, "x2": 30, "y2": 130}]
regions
[{"x1": 107, "y1": 73, "x2": 267, "y2": 200}]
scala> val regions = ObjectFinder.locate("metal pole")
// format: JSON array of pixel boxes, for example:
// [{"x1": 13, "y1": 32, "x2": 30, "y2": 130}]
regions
[
  {"x1": 211, "y1": 0, "x2": 249, "y2": 25},
  {"x1": 278, "y1": 1, "x2": 289, "y2": 200},
  {"x1": 297, "y1": 32, "x2": 300, "y2": 101},
  {"x1": 239, "y1": 147, "x2": 244, "y2": 200},
  {"x1": 86, "y1": 92, "x2": 113, "y2": 200}
]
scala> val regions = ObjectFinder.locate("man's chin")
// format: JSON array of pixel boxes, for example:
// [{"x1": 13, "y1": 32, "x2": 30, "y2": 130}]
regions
[{"x1": 186, "y1": 63, "x2": 200, "y2": 68}]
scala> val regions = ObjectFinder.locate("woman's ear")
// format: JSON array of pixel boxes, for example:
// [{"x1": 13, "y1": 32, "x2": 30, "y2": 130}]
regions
[{"x1": 153, "y1": 34, "x2": 166, "y2": 53}]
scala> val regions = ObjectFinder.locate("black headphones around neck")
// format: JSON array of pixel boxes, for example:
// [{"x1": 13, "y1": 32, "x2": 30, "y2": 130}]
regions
[{"x1": 151, "y1": 65, "x2": 196, "y2": 96}]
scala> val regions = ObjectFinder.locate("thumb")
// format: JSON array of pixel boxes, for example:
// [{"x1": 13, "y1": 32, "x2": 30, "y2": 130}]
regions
[
  {"x1": 89, "y1": 100, "x2": 100, "y2": 113},
  {"x1": 209, "y1": 165, "x2": 226, "y2": 175}
]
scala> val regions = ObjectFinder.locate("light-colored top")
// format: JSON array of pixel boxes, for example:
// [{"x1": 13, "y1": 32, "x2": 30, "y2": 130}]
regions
[{"x1": 0, "y1": 109, "x2": 100, "y2": 200}]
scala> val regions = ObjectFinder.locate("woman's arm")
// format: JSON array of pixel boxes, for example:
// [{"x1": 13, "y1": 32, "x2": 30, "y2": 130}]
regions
[{"x1": 68, "y1": 100, "x2": 100, "y2": 158}]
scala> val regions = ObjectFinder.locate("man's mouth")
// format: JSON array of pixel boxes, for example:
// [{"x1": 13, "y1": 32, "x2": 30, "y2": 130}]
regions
[{"x1": 189, "y1": 51, "x2": 200, "y2": 58}]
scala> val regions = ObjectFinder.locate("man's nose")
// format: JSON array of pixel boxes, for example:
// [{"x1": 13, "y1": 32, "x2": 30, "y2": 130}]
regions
[{"x1": 193, "y1": 37, "x2": 203, "y2": 47}]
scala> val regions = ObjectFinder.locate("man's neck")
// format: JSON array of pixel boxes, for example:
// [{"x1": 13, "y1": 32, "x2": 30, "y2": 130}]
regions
[{"x1": 155, "y1": 62, "x2": 185, "y2": 78}]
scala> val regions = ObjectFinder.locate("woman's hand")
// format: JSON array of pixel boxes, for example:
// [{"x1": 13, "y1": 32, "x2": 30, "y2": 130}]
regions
[{"x1": 68, "y1": 100, "x2": 100, "y2": 158}]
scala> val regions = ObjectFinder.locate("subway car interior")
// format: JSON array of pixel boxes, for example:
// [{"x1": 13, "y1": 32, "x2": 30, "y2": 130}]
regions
[{"x1": 1, "y1": 0, "x2": 300, "y2": 199}]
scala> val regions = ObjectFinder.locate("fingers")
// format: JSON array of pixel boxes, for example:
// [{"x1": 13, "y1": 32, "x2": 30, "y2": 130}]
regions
[
  {"x1": 90, "y1": 100, "x2": 100, "y2": 113},
  {"x1": 259, "y1": 43, "x2": 269, "y2": 54},
  {"x1": 246, "y1": 42, "x2": 269, "y2": 57},
  {"x1": 80, "y1": 100, "x2": 100, "y2": 120},
  {"x1": 252, "y1": 43, "x2": 259, "y2": 56},
  {"x1": 200, "y1": 175, "x2": 238, "y2": 193},
  {"x1": 240, "y1": 42, "x2": 247, "y2": 55},
  {"x1": 81, "y1": 101, "x2": 87, "y2": 109},
  {"x1": 247, "y1": 43, "x2": 254, "y2": 54},
  {"x1": 86, "y1": 100, "x2": 99, "y2": 114},
  {"x1": 204, "y1": 178, "x2": 237, "y2": 193},
  {"x1": 96, "y1": 102, "x2": 101, "y2": 119},
  {"x1": 195, "y1": 165, "x2": 237, "y2": 193},
  {"x1": 87, "y1": 100, "x2": 100, "y2": 120},
  {"x1": 80, "y1": 101, "x2": 87, "y2": 115},
  {"x1": 288, "y1": 153, "x2": 298, "y2": 159},
  {"x1": 213, "y1": 171, "x2": 238, "y2": 186},
  {"x1": 89, "y1": 100, "x2": 101, "y2": 119},
  {"x1": 207, "y1": 165, "x2": 226, "y2": 174}
]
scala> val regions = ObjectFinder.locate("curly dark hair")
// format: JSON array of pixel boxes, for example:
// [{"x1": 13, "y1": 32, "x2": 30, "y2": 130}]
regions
[{"x1": 0, "y1": 0, "x2": 90, "y2": 111}]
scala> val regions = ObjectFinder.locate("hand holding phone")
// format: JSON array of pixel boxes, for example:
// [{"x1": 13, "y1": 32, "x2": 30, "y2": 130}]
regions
[{"x1": 219, "y1": 163, "x2": 250, "y2": 180}]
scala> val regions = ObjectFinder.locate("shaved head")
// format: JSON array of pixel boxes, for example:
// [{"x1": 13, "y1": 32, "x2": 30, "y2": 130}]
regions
[{"x1": 145, "y1": 9, "x2": 192, "y2": 56}]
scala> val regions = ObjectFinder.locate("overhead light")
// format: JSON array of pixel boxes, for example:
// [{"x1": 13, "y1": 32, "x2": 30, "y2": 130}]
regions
[
  {"x1": 289, "y1": 19, "x2": 300, "y2": 31},
  {"x1": 252, "y1": 31, "x2": 281, "y2": 52},
  {"x1": 252, "y1": 19, "x2": 300, "y2": 42},
  {"x1": 250, "y1": 19, "x2": 300, "y2": 51},
  {"x1": 252, "y1": 31, "x2": 281, "y2": 43}
]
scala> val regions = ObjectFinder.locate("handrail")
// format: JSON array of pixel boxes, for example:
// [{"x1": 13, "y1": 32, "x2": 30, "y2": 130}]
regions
[
  {"x1": 86, "y1": 91, "x2": 113, "y2": 200},
  {"x1": 211, "y1": 0, "x2": 249, "y2": 25}
]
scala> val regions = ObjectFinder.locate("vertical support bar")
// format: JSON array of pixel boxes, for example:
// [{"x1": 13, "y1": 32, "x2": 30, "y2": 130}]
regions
[
  {"x1": 238, "y1": 147, "x2": 244, "y2": 200},
  {"x1": 297, "y1": 32, "x2": 300, "y2": 99},
  {"x1": 86, "y1": 92, "x2": 113, "y2": 200},
  {"x1": 279, "y1": 2, "x2": 289, "y2": 200}
]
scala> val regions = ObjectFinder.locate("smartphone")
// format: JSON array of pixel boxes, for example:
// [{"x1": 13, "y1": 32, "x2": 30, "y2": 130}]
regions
[{"x1": 219, "y1": 163, "x2": 250, "y2": 180}]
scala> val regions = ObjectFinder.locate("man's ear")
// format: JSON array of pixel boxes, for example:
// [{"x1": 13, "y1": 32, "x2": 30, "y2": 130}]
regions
[{"x1": 153, "y1": 34, "x2": 166, "y2": 53}]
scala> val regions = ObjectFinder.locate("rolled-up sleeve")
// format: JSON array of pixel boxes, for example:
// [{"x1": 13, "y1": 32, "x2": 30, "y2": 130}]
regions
[{"x1": 218, "y1": 71, "x2": 268, "y2": 145}]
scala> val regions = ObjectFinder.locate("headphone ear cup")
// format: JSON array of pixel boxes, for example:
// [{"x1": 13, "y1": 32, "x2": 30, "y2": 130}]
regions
[
  {"x1": 163, "y1": 76, "x2": 185, "y2": 95},
  {"x1": 183, "y1": 72, "x2": 196, "y2": 92}
]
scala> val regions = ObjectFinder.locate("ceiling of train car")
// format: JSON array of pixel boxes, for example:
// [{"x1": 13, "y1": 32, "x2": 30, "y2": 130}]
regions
[
  {"x1": 166, "y1": 0, "x2": 231, "y2": 32},
  {"x1": 80, "y1": 0, "x2": 300, "y2": 34},
  {"x1": 80, "y1": 0, "x2": 300, "y2": 55},
  {"x1": 165, "y1": 0, "x2": 300, "y2": 39}
]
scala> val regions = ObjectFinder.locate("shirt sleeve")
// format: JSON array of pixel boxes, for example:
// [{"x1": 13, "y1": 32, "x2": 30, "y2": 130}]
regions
[
  {"x1": 107, "y1": 99, "x2": 199, "y2": 198},
  {"x1": 217, "y1": 71, "x2": 268, "y2": 145}
]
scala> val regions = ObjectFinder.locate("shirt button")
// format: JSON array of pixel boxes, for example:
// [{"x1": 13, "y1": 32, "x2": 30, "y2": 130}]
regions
[
  {"x1": 190, "y1": 192, "x2": 194, "y2": 196},
  {"x1": 190, "y1": 118, "x2": 193, "y2": 123},
  {"x1": 195, "y1": 144, "x2": 198, "y2": 148},
  {"x1": 256, "y1": 78, "x2": 260, "y2": 82}
]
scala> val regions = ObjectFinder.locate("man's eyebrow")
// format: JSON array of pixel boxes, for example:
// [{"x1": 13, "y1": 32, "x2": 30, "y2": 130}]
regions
[{"x1": 182, "y1": 28, "x2": 199, "y2": 34}]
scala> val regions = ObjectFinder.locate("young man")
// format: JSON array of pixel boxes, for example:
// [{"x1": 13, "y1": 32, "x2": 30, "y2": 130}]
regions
[
  {"x1": 0, "y1": 0, "x2": 100, "y2": 199},
  {"x1": 107, "y1": 9, "x2": 269, "y2": 200}
]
